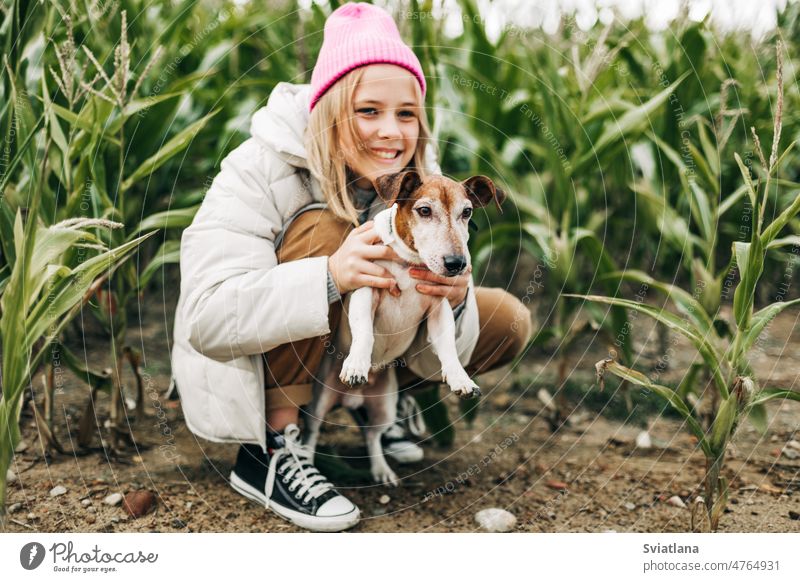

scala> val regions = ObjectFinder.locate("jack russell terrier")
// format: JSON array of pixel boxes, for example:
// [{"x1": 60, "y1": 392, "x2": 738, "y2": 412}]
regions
[{"x1": 303, "y1": 171, "x2": 505, "y2": 486}]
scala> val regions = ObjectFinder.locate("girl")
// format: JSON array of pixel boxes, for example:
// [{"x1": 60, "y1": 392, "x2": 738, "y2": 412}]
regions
[{"x1": 171, "y1": 2, "x2": 532, "y2": 532}]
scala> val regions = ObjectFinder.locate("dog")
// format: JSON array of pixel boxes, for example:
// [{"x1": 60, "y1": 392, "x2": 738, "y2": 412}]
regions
[{"x1": 303, "y1": 171, "x2": 505, "y2": 485}]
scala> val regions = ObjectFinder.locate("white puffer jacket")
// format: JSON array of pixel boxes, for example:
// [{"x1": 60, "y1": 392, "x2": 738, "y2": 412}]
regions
[{"x1": 170, "y1": 82, "x2": 481, "y2": 452}]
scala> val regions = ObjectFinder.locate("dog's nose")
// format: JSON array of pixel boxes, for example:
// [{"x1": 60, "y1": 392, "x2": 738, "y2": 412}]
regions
[{"x1": 443, "y1": 255, "x2": 467, "y2": 275}]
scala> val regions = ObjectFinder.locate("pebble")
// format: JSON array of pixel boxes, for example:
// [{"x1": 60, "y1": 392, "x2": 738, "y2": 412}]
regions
[
  {"x1": 787, "y1": 440, "x2": 800, "y2": 451},
  {"x1": 789, "y1": 511, "x2": 800, "y2": 520},
  {"x1": 86, "y1": 515, "x2": 96, "y2": 524},
  {"x1": 87, "y1": 507, "x2": 96, "y2": 514},
  {"x1": 624, "y1": 502, "x2": 636, "y2": 511},
  {"x1": 667, "y1": 495, "x2": 687, "y2": 509},
  {"x1": 15, "y1": 440, "x2": 29, "y2": 453},
  {"x1": 27, "y1": 512, "x2": 36, "y2": 520},
  {"x1": 103, "y1": 493, "x2": 123, "y2": 506},
  {"x1": 123, "y1": 490, "x2": 155, "y2": 518},
  {"x1": 81, "y1": 499, "x2": 92, "y2": 507},
  {"x1": 110, "y1": 517, "x2": 120, "y2": 524},
  {"x1": 636, "y1": 431, "x2": 652, "y2": 449},
  {"x1": 50, "y1": 485, "x2": 67, "y2": 497},
  {"x1": 378, "y1": 494, "x2": 391, "y2": 505},
  {"x1": 545, "y1": 480, "x2": 568, "y2": 491},
  {"x1": 474, "y1": 508, "x2": 516, "y2": 532},
  {"x1": 186, "y1": 501, "x2": 194, "y2": 510},
  {"x1": 6, "y1": 469, "x2": 17, "y2": 484},
  {"x1": 781, "y1": 448, "x2": 799, "y2": 460},
  {"x1": 9, "y1": 502, "x2": 23, "y2": 513},
  {"x1": 538, "y1": 389, "x2": 558, "y2": 415}
]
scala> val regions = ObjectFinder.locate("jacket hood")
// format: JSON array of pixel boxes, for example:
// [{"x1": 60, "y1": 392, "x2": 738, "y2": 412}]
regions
[{"x1": 250, "y1": 82, "x2": 312, "y2": 168}]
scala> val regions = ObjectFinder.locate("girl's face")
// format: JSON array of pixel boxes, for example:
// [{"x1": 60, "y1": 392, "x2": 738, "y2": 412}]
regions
[{"x1": 340, "y1": 64, "x2": 421, "y2": 189}]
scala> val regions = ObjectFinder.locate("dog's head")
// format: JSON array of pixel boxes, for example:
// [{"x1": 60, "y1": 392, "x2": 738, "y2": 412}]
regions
[{"x1": 375, "y1": 171, "x2": 506, "y2": 277}]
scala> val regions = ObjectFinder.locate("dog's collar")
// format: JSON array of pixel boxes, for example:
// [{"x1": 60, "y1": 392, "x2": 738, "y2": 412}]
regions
[{"x1": 373, "y1": 203, "x2": 422, "y2": 264}]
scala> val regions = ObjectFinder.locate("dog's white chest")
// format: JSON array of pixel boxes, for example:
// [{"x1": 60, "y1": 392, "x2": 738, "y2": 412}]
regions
[{"x1": 370, "y1": 260, "x2": 434, "y2": 365}]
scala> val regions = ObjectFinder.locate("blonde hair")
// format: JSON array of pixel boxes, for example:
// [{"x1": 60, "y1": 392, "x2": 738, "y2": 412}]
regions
[{"x1": 304, "y1": 66, "x2": 433, "y2": 226}]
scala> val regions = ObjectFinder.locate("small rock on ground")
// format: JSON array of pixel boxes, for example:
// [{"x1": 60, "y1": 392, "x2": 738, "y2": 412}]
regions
[
  {"x1": 475, "y1": 508, "x2": 516, "y2": 532},
  {"x1": 667, "y1": 495, "x2": 687, "y2": 509},
  {"x1": 103, "y1": 493, "x2": 123, "y2": 506},
  {"x1": 50, "y1": 485, "x2": 67, "y2": 497},
  {"x1": 636, "y1": 431, "x2": 652, "y2": 449}
]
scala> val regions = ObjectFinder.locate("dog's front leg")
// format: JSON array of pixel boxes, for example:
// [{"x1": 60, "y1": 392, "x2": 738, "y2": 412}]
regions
[
  {"x1": 340, "y1": 286, "x2": 375, "y2": 386},
  {"x1": 427, "y1": 298, "x2": 481, "y2": 399}
]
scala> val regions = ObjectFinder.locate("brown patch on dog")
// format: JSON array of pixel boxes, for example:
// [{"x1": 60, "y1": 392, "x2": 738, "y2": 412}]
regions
[{"x1": 394, "y1": 205, "x2": 418, "y2": 253}]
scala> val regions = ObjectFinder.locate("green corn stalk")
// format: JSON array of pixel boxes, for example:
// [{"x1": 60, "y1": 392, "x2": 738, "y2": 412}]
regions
[
  {"x1": 0, "y1": 89, "x2": 155, "y2": 521},
  {"x1": 569, "y1": 43, "x2": 800, "y2": 530},
  {"x1": 32, "y1": 4, "x2": 217, "y2": 447}
]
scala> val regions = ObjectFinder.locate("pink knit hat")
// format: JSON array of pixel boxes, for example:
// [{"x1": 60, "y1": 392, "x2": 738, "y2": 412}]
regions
[{"x1": 309, "y1": 2, "x2": 426, "y2": 112}]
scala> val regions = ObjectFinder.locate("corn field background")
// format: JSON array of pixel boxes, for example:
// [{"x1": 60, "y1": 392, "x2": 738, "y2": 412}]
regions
[{"x1": 1, "y1": 0, "x2": 799, "y2": 533}]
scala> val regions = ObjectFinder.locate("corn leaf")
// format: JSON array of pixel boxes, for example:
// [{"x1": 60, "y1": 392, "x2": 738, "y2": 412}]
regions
[
  {"x1": 597, "y1": 359, "x2": 711, "y2": 456},
  {"x1": 121, "y1": 109, "x2": 218, "y2": 192},
  {"x1": 572, "y1": 72, "x2": 690, "y2": 174},
  {"x1": 567, "y1": 293, "x2": 727, "y2": 396}
]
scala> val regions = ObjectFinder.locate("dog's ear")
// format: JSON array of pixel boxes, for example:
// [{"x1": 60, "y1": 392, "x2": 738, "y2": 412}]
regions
[
  {"x1": 375, "y1": 170, "x2": 422, "y2": 207},
  {"x1": 462, "y1": 175, "x2": 506, "y2": 213}
]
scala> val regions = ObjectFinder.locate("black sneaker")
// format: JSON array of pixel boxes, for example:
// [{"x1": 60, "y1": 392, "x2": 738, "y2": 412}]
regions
[
  {"x1": 349, "y1": 394, "x2": 426, "y2": 464},
  {"x1": 229, "y1": 424, "x2": 360, "y2": 532}
]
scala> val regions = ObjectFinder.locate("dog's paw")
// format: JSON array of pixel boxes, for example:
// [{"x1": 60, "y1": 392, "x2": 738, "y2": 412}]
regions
[
  {"x1": 444, "y1": 369, "x2": 481, "y2": 399},
  {"x1": 340, "y1": 354, "x2": 371, "y2": 386},
  {"x1": 372, "y1": 464, "x2": 399, "y2": 487}
]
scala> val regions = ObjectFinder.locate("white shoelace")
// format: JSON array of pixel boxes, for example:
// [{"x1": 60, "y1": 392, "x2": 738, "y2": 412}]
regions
[{"x1": 265, "y1": 425, "x2": 334, "y2": 505}]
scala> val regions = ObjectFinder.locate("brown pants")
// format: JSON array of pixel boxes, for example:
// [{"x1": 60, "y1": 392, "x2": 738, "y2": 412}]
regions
[{"x1": 262, "y1": 209, "x2": 534, "y2": 411}]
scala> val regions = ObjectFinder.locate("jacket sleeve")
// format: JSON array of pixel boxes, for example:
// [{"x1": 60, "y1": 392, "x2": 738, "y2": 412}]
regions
[{"x1": 179, "y1": 139, "x2": 331, "y2": 362}]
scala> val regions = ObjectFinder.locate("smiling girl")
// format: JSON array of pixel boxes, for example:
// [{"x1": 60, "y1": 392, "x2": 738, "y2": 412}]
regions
[{"x1": 171, "y1": 2, "x2": 532, "y2": 532}]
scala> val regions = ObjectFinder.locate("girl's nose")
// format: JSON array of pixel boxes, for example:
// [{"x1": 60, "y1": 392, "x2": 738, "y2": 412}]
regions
[{"x1": 377, "y1": 114, "x2": 402, "y2": 139}]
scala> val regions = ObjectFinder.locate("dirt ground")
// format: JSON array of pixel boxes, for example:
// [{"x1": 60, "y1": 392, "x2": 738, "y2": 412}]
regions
[{"x1": 2, "y1": 293, "x2": 799, "y2": 533}]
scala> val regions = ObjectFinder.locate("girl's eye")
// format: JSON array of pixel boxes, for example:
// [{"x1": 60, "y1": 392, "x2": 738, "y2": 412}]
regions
[
  {"x1": 462, "y1": 207, "x2": 473, "y2": 219},
  {"x1": 399, "y1": 110, "x2": 416, "y2": 118},
  {"x1": 357, "y1": 108, "x2": 377, "y2": 115},
  {"x1": 417, "y1": 207, "x2": 432, "y2": 217}
]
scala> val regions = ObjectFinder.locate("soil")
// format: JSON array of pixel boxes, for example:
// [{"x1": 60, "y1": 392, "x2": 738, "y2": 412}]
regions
[{"x1": 2, "y1": 292, "x2": 799, "y2": 533}]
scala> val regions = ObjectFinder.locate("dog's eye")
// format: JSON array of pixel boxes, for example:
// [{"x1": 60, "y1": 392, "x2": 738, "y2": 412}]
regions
[
  {"x1": 462, "y1": 207, "x2": 473, "y2": 219},
  {"x1": 416, "y1": 207, "x2": 432, "y2": 217}
]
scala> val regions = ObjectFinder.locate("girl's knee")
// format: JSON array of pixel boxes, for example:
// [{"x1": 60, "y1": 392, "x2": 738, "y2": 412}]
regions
[{"x1": 479, "y1": 288, "x2": 534, "y2": 358}]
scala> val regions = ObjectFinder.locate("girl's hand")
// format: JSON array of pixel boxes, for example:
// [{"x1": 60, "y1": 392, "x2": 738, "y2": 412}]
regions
[
  {"x1": 410, "y1": 265, "x2": 471, "y2": 309},
  {"x1": 328, "y1": 221, "x2": 402, "y2": 295}
]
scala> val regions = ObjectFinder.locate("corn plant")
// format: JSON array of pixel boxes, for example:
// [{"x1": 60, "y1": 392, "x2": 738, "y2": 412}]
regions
[
  {"x1": 570, "y1": 45, "x2": 800, "y2": 530},
  {"x1": 429, "y1": 9, "x2": 699, "y2": 426},
  {"x1": 0, "y1": 61, "x2": 153, "y2": 521},
  {"x1": 13, "y1": 3, "x2": 219, "y2": 450}
]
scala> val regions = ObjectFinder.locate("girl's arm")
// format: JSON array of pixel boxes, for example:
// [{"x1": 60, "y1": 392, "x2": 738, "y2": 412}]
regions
[{"x1": 179, "y1": 139, "x2": 332, "y2": 361}]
